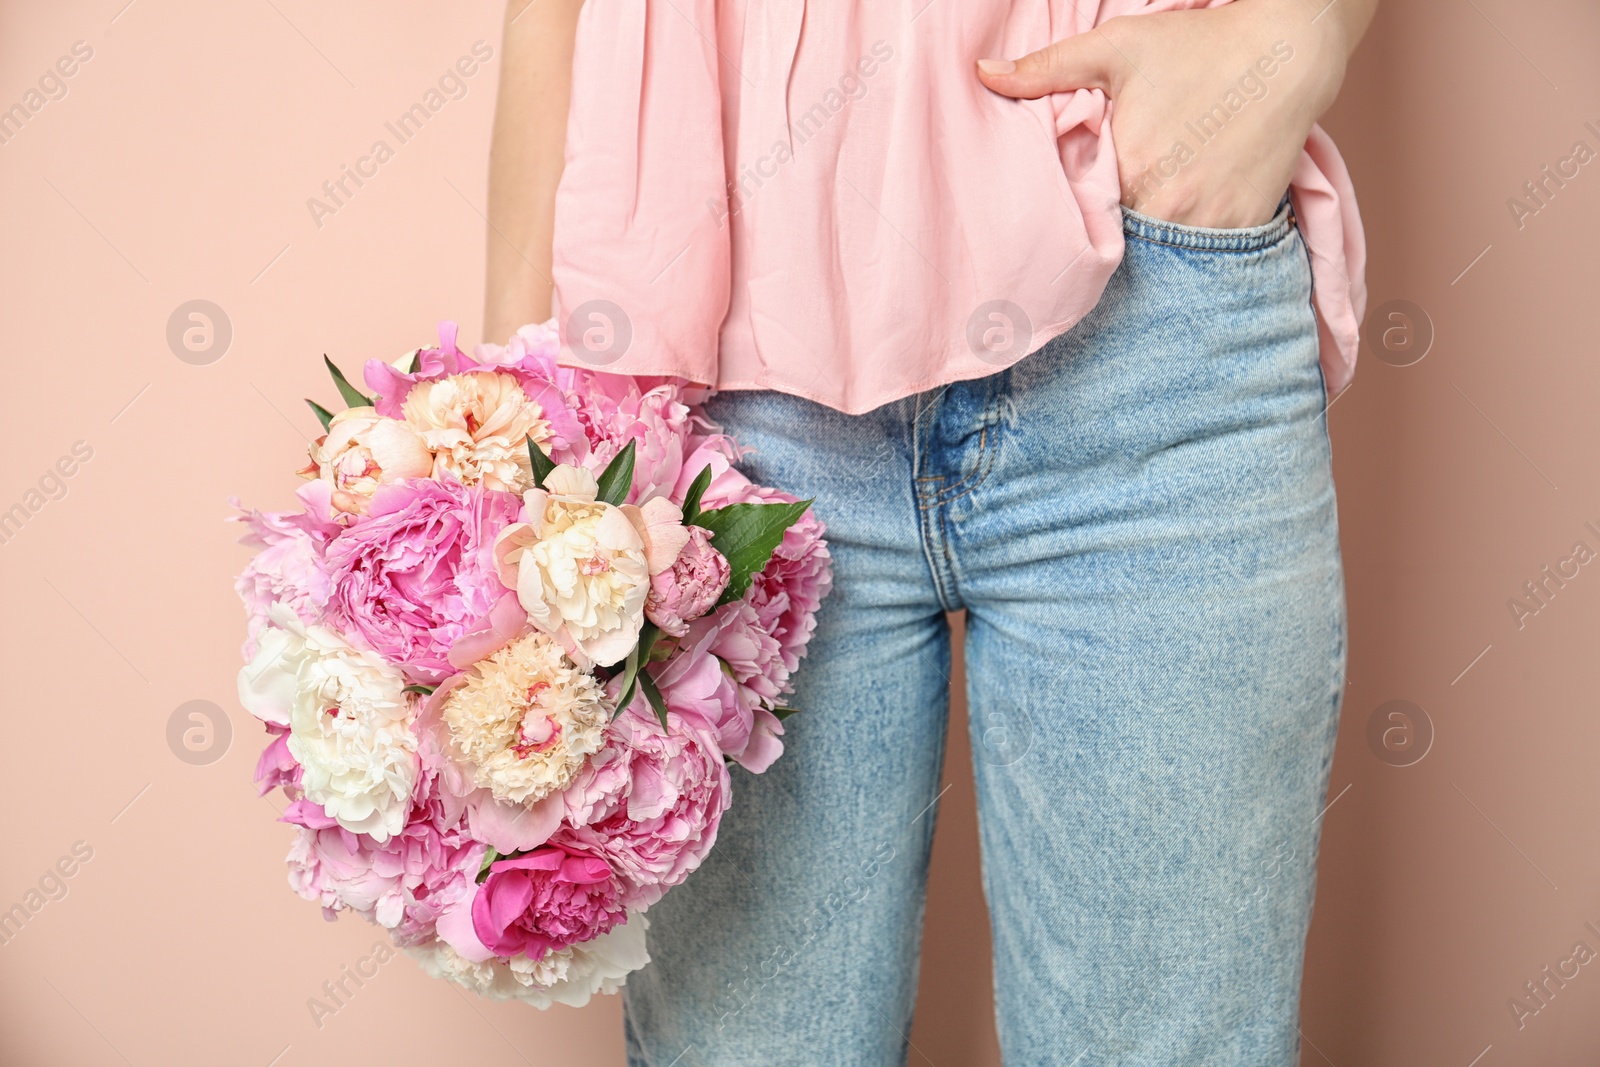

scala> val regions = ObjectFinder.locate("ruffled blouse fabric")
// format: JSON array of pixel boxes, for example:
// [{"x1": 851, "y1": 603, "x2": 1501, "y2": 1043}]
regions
[{"x1": 551, "y1": 0, "x2": 1366, "y2": 415}]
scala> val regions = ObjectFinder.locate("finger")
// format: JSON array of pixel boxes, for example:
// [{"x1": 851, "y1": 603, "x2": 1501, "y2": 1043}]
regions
[{"x1": 977, "y1": 31, "x2": 1119, "y2": 100}]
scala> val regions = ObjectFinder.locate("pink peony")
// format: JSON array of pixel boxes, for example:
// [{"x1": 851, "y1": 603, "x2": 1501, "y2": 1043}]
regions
[
  {"x1": 324, "y1": 478, "x2": 522, "y2": 684},
  {"x1": 645, "y1": 525, "x2": 729, "y2": 638},
  {"x1": 471, "y1": 847, "x2": 626, "y2": 958},
  {"x1": 747, "y1": 507, "x2": 831, "y2": 674},
  {"x1": 254, "y1": 725, "x2": 300, "y2": 796},
  {"x1": 285, "y1": 733, "x2": 484, "y2": 945},
  {"x1": 554, "y1": 702, "x2": 731, "y2": 908},
  {"x1": 653, "y1": 604, "x2": 791, "y2": 773},
  {"x1": 232, "y1": 505, "x2": 334, "y2": 659},
  {"x1": 573, "y1": 381, "x2": 695, "y2": 504},
  {"x1": 704, "y1": 601, "x2": 787, "y2": 709},
  {"x1": 695, "y1": 475, "x2": 832, "y2": 680}
]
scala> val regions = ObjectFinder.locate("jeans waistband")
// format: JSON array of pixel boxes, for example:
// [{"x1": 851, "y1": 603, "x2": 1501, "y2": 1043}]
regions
[{"x1": 1121, "y1": 198, "x2": 1295, "y2": 253}]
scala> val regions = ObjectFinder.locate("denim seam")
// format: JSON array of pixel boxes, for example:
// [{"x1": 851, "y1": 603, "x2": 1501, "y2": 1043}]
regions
[
  {"x1": 925, "y1": 377, "x2": 1004, "y2": 510},
  {"x1": 1122, "y1": 202, "x2": 1295, "y2": 253},
  {"x1": 918, "y1": 500, "x2": 959, "y2": 613},
  {"x1": 909, "y1": 391, "x2": 961, "y2": 611},
  {"x1": 1123, "y1": 226, "x2": 1295, "y2": 255}
]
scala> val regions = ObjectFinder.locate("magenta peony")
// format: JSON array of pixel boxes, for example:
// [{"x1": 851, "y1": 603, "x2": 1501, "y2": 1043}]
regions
[
  {"x1": 471, "y1": 847, "x2": 627, "y2": 957},
  {"x1": 645, "y1": 525, "x2": 730, "y2": 638},
  {"x1": 555, "y1": 703, "x2": 731, "y2": 908},
  {"x1": 324, "y1": 478, "x2": 522, "y2": 684}
]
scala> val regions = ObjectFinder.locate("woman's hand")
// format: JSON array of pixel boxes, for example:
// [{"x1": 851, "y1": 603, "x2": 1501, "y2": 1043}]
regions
[{"x1": 977, "y1": 0, "x2": 1376, "y2": 229}]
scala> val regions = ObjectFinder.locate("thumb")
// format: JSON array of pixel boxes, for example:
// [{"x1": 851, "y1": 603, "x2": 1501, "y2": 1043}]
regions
[{"x1": 977, "y1": 32, "x2": 1119, "y2": 100}]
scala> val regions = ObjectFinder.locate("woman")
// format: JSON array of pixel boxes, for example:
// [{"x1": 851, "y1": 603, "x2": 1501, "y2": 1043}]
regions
[{"x1": 486, "y1": 1, "x2": 1376, "y2": 1063}]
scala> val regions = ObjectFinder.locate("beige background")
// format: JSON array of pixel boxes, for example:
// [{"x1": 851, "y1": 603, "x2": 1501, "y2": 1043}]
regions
[{"x1": 3, "y1": 1, "x2": 1598, "y2": 1063}]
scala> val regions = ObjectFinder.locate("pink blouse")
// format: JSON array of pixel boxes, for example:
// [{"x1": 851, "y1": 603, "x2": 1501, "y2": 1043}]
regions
[{"x1": 551, "y1": 0, "x2": 1367, "y2": 416}]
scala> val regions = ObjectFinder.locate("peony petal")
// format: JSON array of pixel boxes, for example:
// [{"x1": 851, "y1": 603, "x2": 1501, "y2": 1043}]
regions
[
  {"x1": 437, "y1": 898, "x2": 495, "y2": 962},
  {"x1": 236, "y1": 624, "x2": 296, "y2": 726},
  {"x1": 447, "y1": 591, "x2": 529, "y2": 669},
  {"x1": 365, "y1": 419, "x2": 434, "y2": 478},
  {"x1": 734, "y1": 708, "x2": 786, "y2": 774},
  {"x1": 467, "y1": 789, "x2": 564, "y2": 853},
  {"x1": 545, "y1": 464, "x2": 598, "y2": 500}
]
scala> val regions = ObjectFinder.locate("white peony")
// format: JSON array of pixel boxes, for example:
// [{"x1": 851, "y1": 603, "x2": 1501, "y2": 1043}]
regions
[
  {"x1": 494, "y1": 465, "x2": 654, "y2": 667},
  {"x1": 405, "y1": 912, "x2": 650, "y2": 1009},
  {"x1": 238, "y1": 602, "x2": 418, "y2": 842},
  {"x1": 401, "y1": 370, "x2": 551, "y2": 492}
]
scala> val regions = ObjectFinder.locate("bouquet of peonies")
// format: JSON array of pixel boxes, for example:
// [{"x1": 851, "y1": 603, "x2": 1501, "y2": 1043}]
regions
[{"x1": 235, "y1": 321, "x2": 830, "y2": 1007}]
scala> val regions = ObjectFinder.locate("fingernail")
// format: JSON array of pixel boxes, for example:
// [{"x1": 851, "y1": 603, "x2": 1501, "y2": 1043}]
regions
[{"x1": 977, "y1": 58, "x2": 1016, "y2": 75}]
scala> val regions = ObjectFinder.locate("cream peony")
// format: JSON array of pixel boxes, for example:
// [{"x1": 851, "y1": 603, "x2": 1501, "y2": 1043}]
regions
[
  {"x1": 405, "y1": 913, "x2": 649, "y2": 1008},
  {"x1": 238, "y1": 603, "x2": 418, "y2": 842},
  {"x1": 438, "y1": 631, "x2": 610, "y2": 806},
  {"x1": 402, "y1": 370, "x2": 552, "y2": 492},
  {"x1": 495, "y1": 465, "x2": 668, "y2": 667},
  {"x1": 301, "y1": 406, "x2": 433, "y2": 516}
]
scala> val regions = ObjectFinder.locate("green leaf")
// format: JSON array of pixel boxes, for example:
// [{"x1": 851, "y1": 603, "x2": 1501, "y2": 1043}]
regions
[
  {"x1": 594, "y1": 440, "x2": 637, "y2": 506},
  {"x1": 611, "y1": 640, "x2": 642, "y2": 719},
  {"x1": 306, "y1": 399, "x2": 335, "y2": 432},
  {"x1": 526, "y1": 436, "x2": 556, "y2": 489},
  {"x1": 693, "y1": 499, "x2": 813, "y2": 604},
  {"x1": 614, "y1": 675, "x2": 639, "y2": 718},
  {"x1": 476, "y1": 847, "x2": 500, "y2": 884},
  {"x1": 637, "y1": 670, "x2": 670, "y2": 731},
  {"x1": 771, "y1": 706, "x2": 801, "y2": 721},
  {"x1": 680, "y1": 465, "x2": 713, "y2": 523},
  {"x1": 402, "y1": 684, "x2": 436, "y2": 696},
  {"x1": 608, "y1": 623, "x2": 660, "y2": 718},
  {"x1": 323, "y1": 355, "x2": 372, "y2": 409}
]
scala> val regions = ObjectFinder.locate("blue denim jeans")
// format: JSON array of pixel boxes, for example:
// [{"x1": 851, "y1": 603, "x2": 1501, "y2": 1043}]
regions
[{"x1": 624, "y1": 204, "x2": 1346, "y2": 1066}]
